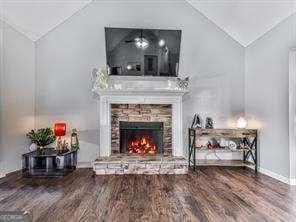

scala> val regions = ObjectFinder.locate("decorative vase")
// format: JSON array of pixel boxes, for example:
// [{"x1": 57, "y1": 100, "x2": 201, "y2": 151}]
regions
[{"x1": 205, "y1": 117, "x2": 214, "y2": 129}]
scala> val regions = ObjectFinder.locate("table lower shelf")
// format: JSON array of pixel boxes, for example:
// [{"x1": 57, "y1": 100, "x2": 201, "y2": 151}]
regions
[
  {"x1": 196, "y1": 147, "x2": 255, "y2": 152},
  {"x1": 22, "y1": 167, "x2": 76, "y2": 177},
  {"x1": 196, "y1": 159, "x2": 255, "y2": 167}
]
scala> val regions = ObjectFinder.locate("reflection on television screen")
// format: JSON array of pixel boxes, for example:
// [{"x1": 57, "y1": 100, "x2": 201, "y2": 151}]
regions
[{"x1": 105, "y1": 27, "x2": 182, "y2": 77}]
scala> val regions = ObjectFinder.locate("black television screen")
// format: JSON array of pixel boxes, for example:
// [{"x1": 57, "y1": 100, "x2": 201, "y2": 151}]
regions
[{"x1": 105, "y1": 27, "x2": 182, "y2": 77}]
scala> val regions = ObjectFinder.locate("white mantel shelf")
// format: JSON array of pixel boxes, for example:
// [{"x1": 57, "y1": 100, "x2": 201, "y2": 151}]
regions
[
  {"x1": 95, "y1": 88, "x2": 188, "y2": 157},
  {"x1": 93, "y1": 89, "x2": 189, "y2": 97}
]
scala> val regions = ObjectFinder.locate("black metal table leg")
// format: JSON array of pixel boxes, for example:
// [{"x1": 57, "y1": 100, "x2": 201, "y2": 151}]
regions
[
  {"x1": 193, "y1": 142, "x2": 196, "y2": 171},
  {"x1": 188, "y1": 128, "x2": 197, "y2": 171},
  {"x1": 255, "y1": 135, "x2": 258, "y2": 173},
  {"x1": 188, "y1": 128, "x2": 191, "y2": 169}
]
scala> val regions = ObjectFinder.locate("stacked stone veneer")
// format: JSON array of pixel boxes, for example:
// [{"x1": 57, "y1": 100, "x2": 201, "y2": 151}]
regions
[
  {"x1": 111, "y1": 104, "x2": 172, "y2": 155},
  {"x1": 93, "y1": 155, "x2": 188, "y2": 175}
]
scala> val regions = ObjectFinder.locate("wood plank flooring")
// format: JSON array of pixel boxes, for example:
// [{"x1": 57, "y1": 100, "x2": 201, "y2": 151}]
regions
[{"x1": 0, "y1": 168, "x2": 295, "y2": 222}]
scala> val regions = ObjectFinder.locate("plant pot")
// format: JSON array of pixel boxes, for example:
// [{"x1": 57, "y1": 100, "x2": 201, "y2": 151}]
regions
[{"x1": 36, "y1": 146, "x2": 45, "y2": 155}]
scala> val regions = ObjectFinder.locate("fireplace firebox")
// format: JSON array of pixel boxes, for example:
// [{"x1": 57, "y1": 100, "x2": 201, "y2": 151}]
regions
[{"x1": 120, "y1": 121, "x2": 164, "y2": 154}]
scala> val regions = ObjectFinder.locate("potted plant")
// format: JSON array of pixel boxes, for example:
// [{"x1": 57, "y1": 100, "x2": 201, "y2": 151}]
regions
[{"x1": 26, "y1": 128, "x2": 56, "y2": 154}]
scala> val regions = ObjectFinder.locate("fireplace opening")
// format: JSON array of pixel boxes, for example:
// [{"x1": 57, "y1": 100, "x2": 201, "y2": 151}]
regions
[{"x1": 120, "y1": 121, "x2": 163, "y2": 154}]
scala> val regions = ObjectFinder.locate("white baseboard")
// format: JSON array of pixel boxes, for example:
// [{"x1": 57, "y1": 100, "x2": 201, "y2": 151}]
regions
[
  {"x1": 258, "y1": 167, "x2": 292, "y2": 185},
  {"x1": 77, "y1": 161, "x2": 92, "y2": 168}
]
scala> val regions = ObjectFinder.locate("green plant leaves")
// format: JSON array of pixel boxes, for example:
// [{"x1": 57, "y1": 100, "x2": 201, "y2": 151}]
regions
[{"x1": 26, "y1": 128, "x2": 56, "y2": 146}]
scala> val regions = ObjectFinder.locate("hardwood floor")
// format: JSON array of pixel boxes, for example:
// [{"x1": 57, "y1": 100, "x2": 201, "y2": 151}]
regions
[{"x1": 0, "y1": 168, "x2": 295, "y2": 222}]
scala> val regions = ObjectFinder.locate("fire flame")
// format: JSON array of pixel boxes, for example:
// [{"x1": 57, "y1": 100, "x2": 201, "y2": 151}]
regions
[{"x1": 128, "y1": 134, "x2": 157, "y2": 154}]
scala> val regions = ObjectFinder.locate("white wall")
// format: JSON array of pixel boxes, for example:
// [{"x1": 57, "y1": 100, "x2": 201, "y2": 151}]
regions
[
  {"x1": 35, "y1": 0, "x2": 245, "y2": 164},
  {"x1": 0, "y1": 20, "x2": 35, "y2": 176},
  {"x1": 289, "y1": 50, "x2": 296, "y2": 182},
  {"x1": 245, "y1": 14, "x2": 296, "y2": 178}
]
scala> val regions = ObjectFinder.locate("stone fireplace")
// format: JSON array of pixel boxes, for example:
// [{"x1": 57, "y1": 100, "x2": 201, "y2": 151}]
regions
[
  {"x1": 92, "y1": 85, "x2": 188, "y2": 174},
  {"x1": 96, "y1": 89, "x2": 186, "y2": 157},
  {"x1": 111, "y1": 104, "x2": 172, "y2": 155}
]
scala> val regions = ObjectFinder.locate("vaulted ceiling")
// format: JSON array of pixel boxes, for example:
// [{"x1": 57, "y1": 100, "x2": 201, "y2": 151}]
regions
[
  {"x1": 0, "y1": 0, "x2": 92, "y2": 41},
  {"x1": 186, "y1": 0, "x2": 296, "y2": 46},
  {"x1": 1, "y1": 0, "x2": 296, "y2": 46}
]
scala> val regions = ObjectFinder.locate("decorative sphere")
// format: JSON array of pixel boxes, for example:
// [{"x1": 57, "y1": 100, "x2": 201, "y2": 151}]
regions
[{"x1": 236, "y1": 117, "x2": 247, "y2": 129}]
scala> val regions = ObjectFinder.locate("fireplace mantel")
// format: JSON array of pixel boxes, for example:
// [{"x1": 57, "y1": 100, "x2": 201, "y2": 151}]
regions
[
  {"x1": 94, "y1": 88, "x2": 188, "y2": 97},
  {"x1": 95, "y1": 88, "x2": 188, "y2": 157}
]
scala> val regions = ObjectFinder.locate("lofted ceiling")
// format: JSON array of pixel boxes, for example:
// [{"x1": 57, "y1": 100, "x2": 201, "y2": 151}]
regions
[
  {"x1": 0, "y1": 0, "x2": 92, "y2": 41},
  {"x1": 0, "y1": 0, "x2": 296, "y2": 46},
  {"x1": 187, "y1": 0, "x2": 296, "y2": 46}
]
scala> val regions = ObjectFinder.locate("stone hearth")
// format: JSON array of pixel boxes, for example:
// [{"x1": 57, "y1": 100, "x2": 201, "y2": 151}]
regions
[{"x1": 93, "y1": 155, "x2": 187, "y2": 175}]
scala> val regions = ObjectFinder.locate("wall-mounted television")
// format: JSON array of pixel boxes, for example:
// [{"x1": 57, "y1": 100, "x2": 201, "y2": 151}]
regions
[{"x1": 105, "y1": 27, "x2": 182, "y2": 77}]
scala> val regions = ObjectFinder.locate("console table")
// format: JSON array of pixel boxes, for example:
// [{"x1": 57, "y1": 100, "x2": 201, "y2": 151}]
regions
[
  {"x1": 22, "y1": 148, "x2": 78, "y2": 177},
  {"x1": 188, "y1": 128, "x2": 258, "y2": 172}
]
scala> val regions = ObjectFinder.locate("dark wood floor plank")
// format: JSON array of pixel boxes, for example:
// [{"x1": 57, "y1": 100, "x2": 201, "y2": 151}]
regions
[
  {"x1": 0, "y1": 168, "x2": 295, "y2": 222},
  {"x1": 214, "y1": 168, "x2": 295, "y2": 221}
]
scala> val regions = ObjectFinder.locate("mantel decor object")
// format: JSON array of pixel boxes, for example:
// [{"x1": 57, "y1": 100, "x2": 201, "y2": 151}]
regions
[
  {"x1": 177, "y1": 76, "x2": 189, "y2": 90},
  {"x1": 91, "y1": 66, "x2": 109, "y2": 91}
]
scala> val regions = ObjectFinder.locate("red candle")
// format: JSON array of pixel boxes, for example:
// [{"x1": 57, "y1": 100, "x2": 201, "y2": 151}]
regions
[{"x1": 54, "y1": 123, "x2": 66, "y2": 137}]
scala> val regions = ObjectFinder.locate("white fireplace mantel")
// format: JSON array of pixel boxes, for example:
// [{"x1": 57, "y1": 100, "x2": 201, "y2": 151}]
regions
[{"x1": 95, "y1": 88, "x2": 188, "y2": 157}]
